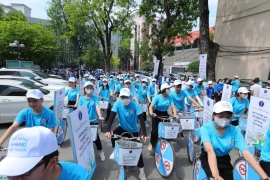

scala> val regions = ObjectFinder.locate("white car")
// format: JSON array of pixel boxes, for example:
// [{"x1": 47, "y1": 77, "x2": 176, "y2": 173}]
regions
[
  {"x1": 0, "y1": 75, "x2": 67, "y2": 91},
  {"x1": 0, "y1": 69, "x2": 68, "y2": 86},
  {"x1": 0, "y1": 80, "x2": 59, "y2": 124}
]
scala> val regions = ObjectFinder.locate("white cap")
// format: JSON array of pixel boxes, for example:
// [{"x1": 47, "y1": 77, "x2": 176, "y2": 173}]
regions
[
  {"x1": 119, "y1": 88, "x2": 131, "y2": 97},
  {"x1": 26, "y1": 89, "x2": 43, "y2": 99},
  {"x1": 84, "y1": 74, "x2": 89, "y2": 77},
  {"x1": 213, "y1": 101, "x2": 233, "y2": 113},
  {"x1": 102, "y1": 78, "x2": 108, "y2": 82},
  {"x1": 238, "y1": 87, "x2": 249, "y2": 93},
  {"x1": 124, "y1": 80, "x2": 131, "y2": 84},
  {"x1": 119, "y1": 77, "x2": 124, "y2": 80},
  {"x1": 68, "y1": 77, "x2": 76, "y2": 82},
  {"x1": 90, "y1": 77, "x2": 96, "y2": 80},
  {"x1": 186, "y1": 81, "x2": 195, "y2": 86},
  {"x1": 151, "y1": 78, "x2": 157, "y2": 82},
  {"x1": 135, "y1": 74, "x2": 139, "y2": 77},
  {"x1": 174, "y1": 80, "x2": 182, "y2": 86},
  {"x1": 84, "y1": 81, "x2": 94, "y2": 88},
  {"x1": 142, "y1": 78, "x2": 147, "y2": 83},
  {"x1": 100, "y1": 75, "x2": 104, "y2": 78},
  {"x1": 0, "y1": 126, "x2": 58, "y2": 176},
  {"x1": 208, "y1": 81, "x2": 213, "y2": 84},
  {"x1": 235, "y1": 75, "x2": 238, "y2": 78},
  {"x1": 161, "y1": 83, "x2": 171, "y2": 91},
  {"x1": 197, "y1": 78, "x2": 203, "y2": 82},
  {"x1": 110, "y1": 75, "x2": 114, "y2": 78}
]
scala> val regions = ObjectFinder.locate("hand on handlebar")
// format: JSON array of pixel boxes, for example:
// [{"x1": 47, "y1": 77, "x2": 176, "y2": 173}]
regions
[
  {"x1": 105, "y1": 132, "x2": 112, "y2": 139},
  {"x1": 174, "y1": 115, "x2": 179, "y2": 120},
  {"x1": 213, "y1": 174, "x2": 224, "y2": 180},
  {"x1": 198, "y1": 107, "x2": 204, "y2": 112},
  {"x1": 141, "y1": 135, "x2": 149, "y2": 143},
  {"x1": 99, "y1": 117, "x2": 105, "y2": 121},
  {"x1": 151, "y1": 113, "x2": 157, "y2": 118}
]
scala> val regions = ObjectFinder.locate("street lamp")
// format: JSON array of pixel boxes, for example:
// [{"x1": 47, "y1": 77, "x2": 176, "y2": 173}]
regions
[{"x1": 9, "y1": 40, "x2": 25, "y2": 60}]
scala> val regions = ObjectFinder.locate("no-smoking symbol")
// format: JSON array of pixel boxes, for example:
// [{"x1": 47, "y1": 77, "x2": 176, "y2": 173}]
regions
[
  {"x1": 239, "y1": 164, "x2": 246, "y2": 175},
  {"x1": 164, "y1": 161, "x2": 170, "y2": 171},
  {"x1": 161, "y1": 141, "x2": 166, "y2": 150}
]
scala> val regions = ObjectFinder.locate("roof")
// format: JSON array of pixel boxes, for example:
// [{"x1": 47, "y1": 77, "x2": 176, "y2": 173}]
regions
[
  {"x1": 26, "y1": 16, "x2": 50, "y2": 26},
  {"x1": 10, "y1": 3, "x2": 31, "y2": 10}
]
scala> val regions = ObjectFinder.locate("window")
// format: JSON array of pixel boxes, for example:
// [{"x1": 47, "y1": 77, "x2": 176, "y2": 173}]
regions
[
  {"x1": 14, "y1": 78, "x2": 35, "y2": 86},
  {"x1": 20, "y1": 71, "x2": 36, "y2": 79},
  {"x1": 0, "y1": 71, "x2": 20, "y2": 76},
  {"x1": 0, "y1": 85, "x2": 27, "y2": 96}
]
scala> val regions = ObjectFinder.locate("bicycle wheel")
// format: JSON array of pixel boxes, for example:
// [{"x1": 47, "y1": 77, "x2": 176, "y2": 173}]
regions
[
  {"x1": 154, "y1": 139, "x2": 175, "y2": 178},
  {"x1": 193, "y1": 120, "x2": 201, "y2": 144},
  {"x1": 187, "y1": 130, "x2": 195, "y2": 163},
  {"x1": 118, "y1": 166, "x2": 127, "y2": 180},
  {"x1": 56, "y1": 119, "x2": 68, "y2": 145}
]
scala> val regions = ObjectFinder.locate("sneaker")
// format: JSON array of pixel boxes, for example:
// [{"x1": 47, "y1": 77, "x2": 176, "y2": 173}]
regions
[
  {"x1": 139, "y1": 172, "x2": 147, "y2": 180},
  {"x1": 145, "y1": 121, "x2": 149, "y2": 128},
  {"x1": 109, "y1": 151, "x2": 114, "y2": 160},
  {"x1": 148, "y1": 144, "x2": 153, "y2": 151},
  {"x1": 99, "y1": 151, "x2": 105, "y2": 161}
]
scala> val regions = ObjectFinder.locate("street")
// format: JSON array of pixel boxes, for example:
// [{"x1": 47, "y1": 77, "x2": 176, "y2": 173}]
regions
[{"x1": 0, "y1": 119, "x2": 240, "y2": 180}]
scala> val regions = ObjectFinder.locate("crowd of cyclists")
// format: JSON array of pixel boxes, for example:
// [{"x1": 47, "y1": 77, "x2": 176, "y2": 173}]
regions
[{"x1": 0, "y1": 70, "x2": 269, "y2": 180}]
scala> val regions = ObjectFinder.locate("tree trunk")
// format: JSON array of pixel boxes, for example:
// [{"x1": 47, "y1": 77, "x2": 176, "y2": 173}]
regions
[{"x1": 155, "y1": 52, "x2": 162, "y2": 76}]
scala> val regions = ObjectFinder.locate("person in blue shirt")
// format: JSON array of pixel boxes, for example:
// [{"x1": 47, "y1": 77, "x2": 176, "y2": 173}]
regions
[
  {"x1": 99, "y1": 78, "x2": 111, "y2": 123},
  {"x1": 231, "y1": 75, "x2": 240, "y2": 96},
  {"x1": 147, "y1": 78, "x2": 158, "y2": 104},
  {"x1": 214, "y1": 79, "x2": 224, "y2": 102},
  {"x1": 148, "y1": 83, "x2": 179, "y2": 151},
  {"x1": 260, "y1": 127, "x2": 270, "y2": 176},
  {"x1": 108, "y1": 75, "x2": 116, "y2": 92},
  {"x1": 200, "y1": 101, "x2": 269, "y2": 180},
  {"x1": 193, "y1": 78, "x2": 206, "y2": 97},
  {"x1": 206, "y1": 81, "x2": 215, "y2": 99},
  {"x1": 114, "y1": 77, "x2": 124, "y2": 96},
  {"x1": 134, "y1": 74, "x2": 141, "y2": 93},
  {"x1": 0, "y1": 89, "x2": 57, "y2": 147},
  {"x1": 78, "y1": 81, "x2": 105, "y2": 161},
  {"x1": 65, "y1": 77, "x2": 80, "y2": 107},
  {"x1": 229, "y1": 87, "x2": 250, "y2": 126},
  {"x1": 184, "y1": 81, "x2": 203, "y2": 111},
  {"x1": 105, "y1": 88, "x2": 148, "y2": 180},
  {"x1": 82, "y1": 73, "x2": 90, "y2": 84},
  {"x1": 136, "y1": 79, "x2": 149, "y2": 127}
]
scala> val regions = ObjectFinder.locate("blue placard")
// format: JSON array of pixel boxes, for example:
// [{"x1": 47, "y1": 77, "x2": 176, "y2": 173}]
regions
[{"x1": 239, "y1": 118, "x2": 247, "y2": 131}]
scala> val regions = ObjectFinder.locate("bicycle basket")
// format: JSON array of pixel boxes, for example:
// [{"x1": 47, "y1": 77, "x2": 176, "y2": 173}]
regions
[
  {"x1": 180, "y1": 118, "x2": 196, "y2": 130},
  {"x1": 90, "y1": 125, "x2": 98, "y2": 141},
  {"x1": 158, "y1": 122, "x2": 180, "y2": 139},
  {"x1": 114, "y1": 140, "x2": 143, "y2": 166}
]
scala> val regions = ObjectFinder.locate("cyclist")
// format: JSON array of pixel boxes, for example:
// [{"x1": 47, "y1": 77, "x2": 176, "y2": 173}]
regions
[
  {"x1": 134, "y1": 74, "x2": 141, "y2": 93},
  {"x1": 200, "y1": 101, "x2": 269, "y2": 180},
  {"x1": 231, "y1": 75, "x2": 240, "y2": 96},
  {"x1": 98, "y1": 75, "x2": 104, "y2": 87},
  {"x1": 108, "y1": 75, "x2": 116, "y2": 93},
  {"x1": 78, "y1": 81, "x2": 105, "y2": 161},
  {"x1": 229, "y1": 87, "x2": 249, "y2": 126},
  {"x1": 136, "y1": 78, "x2": 149, "y2": 127},
  {"x1": 99, "y1": 78, "x2": 111, "y2": 123},
  {"x1": 147, "y1": 78, "x2": 158, "y2": 104},
  {"x1": 184, "y1": 81, "x2": 203, "y2": 111},
  {"x1": 260, "y1": 127, "x2": 270, "y2": 176},
  {"x1": 104, "y1": 88, "x2": 148, "y2": 180},
  {"x1": 206, "y1": 81, "x2": 215, "y2": 99},
  {"x1": 193, "y1": 78, "x2": 206, "y2": 97},
  {"x1": 214, "y1": 79, "x2": 223, "y2": 102},
  {"x1": 82, "y1": 73, "x2": 90, "y2": 84},
  {"x1": 0, "y1": 126, "x2": 90, "y2": 179},
  {"x1": 148, "y1": 83, "x2": 179, "y2": 151},
  {"x1": 65, "y1": 77, "x2": 80, "y2": 108},
  {"x1": 114, "y1": 77, "x2": 124, "y2": 96},
  {"x1": 90, "y1": 77, "x2": 99, "y2": 96},
  {"x1": 0, "y1": 89, "x2": 57, "y2": 147}
]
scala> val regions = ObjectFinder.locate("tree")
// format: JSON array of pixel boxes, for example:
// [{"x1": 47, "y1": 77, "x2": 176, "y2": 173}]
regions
[
  {"x1": 140, "y1": 0, "x2": 199, "y2": 75},
  {"x1": 118, "y1": 38, "x2": 133, "y2": 71},
  {"x1": 81, "y1": 45, "x2": 104, "y2": 70},
  {"x1": 140, "y1": 40, "x2": 150, "y2": 62},
  {"x1": 110, "y1": 55, "x2": 120, "y2": 67},
  {"x1": 141, "y1": 62, "x2": 154, "y2": 71},
  {"x1": 0, "y1": 7, "x2": 3, "y2": 19},
  {"x1": 186, "y1": 61, "x2": 199, "y2": 73},
  {"x1": 2, "y1": 10, "x2": 27, "y2": 21}
]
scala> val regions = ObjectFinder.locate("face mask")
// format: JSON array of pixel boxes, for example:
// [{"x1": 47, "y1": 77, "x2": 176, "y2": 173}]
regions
[
  {"x1": 103, "y1": 83, "x2": 108, "y2": 86},
  {"x1": 130, "y1": 77, "x2": 134, "y2": 80},
  {"x1": 120, "y1": 81, "x2": 123, "y2": 84},
  {"x1": 214, "y1": 117, "x2": 230, "y2": 128},
  {"x1": 136, "y1": 78, "x2": 139, "y2": 81},
  {"x1": 219, "y1": 82, "x2": 222, "y2": 84},
  {"x1": 121, "y1": 99, "x2": 130, "y2": 106},
  {"x1": 242, "y1": 94, "x2": 248, "y2": 99},
  {"x1": 152, "y1": 82, "x2": 156, "y2": 86},
  {"x1": 142, "y1": 83, "x2": 146, "y2": 87},
  {"x1": 85, "y1": 89, "x2": 93, "y2": 94},
  {"x1": 166, "y1": 89, "x2": 171, "y2": 94},
  {"x1": 110, "y1": 78, "x2": 113, "y2": 82}
]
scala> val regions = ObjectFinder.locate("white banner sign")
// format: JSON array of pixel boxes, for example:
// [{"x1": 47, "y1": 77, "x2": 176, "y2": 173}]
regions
[
  {"x1": 203, "y1": 96, "x2": 214, "y2": 124},
  {"x1": 153, "y1": 60, "x2": 160, "y2": 76},
  {"x1": 245, "y1": 96, "x2": 270, "y2": 150},
  {"x1": 221, "y1": 84, "x2": 232, "y2": 102},
  {"x1": 199, "y1": 54, "x2": 207, "y2": 79},
  {"x1": 67, "y1": 104, "x2": 96, "y2": 177},
  {"x1": 53, "y1": 88, "x2": 65, "y2": 120},
  {"x1": 80, "y1": 81, "x2": 84, "y2": 96},
  {"x1": 259, "y1": 88, "x2": 270, "y2": 100}
]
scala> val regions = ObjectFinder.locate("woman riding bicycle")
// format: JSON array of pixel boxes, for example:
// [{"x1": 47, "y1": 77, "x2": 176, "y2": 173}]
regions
[
  {"x1": 65, "y1": 77, "x2": 80, "y2": 108},
  {"x1": 200, "y1": 101, "x2": 269, "y2": 180},
  {"x1": 136, "y1": 78, "x2": 149, "y2": 127},
  {"x1": 148, "y1": 83, "x2": 179, "y2": 151},
  {"x1": 229, "y1": 87, "x2": 249, "y2": 126},
  {"x1": 99, "y1": 78, "x2": 111, "y2": 123},
  {"x1": 78, "y1": 81, "x2": 105, "y2": 161},
  {"x1": 184, "y1": 81, "x2": 203, "y2": 111}
]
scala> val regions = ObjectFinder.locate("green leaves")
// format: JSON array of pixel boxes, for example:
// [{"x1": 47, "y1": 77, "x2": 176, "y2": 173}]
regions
[{"x1": 186, "y1": 61, "x2": 199, "y2": 73}]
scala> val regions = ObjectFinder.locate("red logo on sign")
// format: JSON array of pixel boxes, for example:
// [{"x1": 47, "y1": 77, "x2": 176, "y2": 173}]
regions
[
  {"x1": 164, "y1": 161, "x2": 170, "y2": 171},
  {"x1": 156, "y1": 154, "x2": 160, "y2": 164},
  {"x1": 161, "y1": 141, "x2": 166, "y2": 150},
  {"x1": 239, "y1": 164, "x2": 246, "y2": 175}
]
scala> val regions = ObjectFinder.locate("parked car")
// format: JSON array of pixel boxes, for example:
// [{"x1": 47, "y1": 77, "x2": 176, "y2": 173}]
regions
[{"x1": 0, "y1": 69, "x2": 68, "y2": 86}]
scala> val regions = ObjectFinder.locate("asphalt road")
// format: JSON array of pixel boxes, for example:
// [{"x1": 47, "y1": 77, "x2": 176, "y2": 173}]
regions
[{"x1": 0, "y1": 119, "x2": 240, "y2": 180}]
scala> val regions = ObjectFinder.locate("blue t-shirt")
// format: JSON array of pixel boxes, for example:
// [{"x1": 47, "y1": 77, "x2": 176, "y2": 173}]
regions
[
  {"x1": 82, "y1": 79, "x2": 90, "y2": 84},
  {"x1": 229, "y1": 97, "x2": 250, "y2": 121},
  {"x1": 115, "y1": 84, "x2": 124, "y2": 93},
  {"x1": 112, "y1": 100, "x2": 142, "y2": 133},
  {"x1": 231, "y1": 80, "x2": 240, "y2": 92},
  {"x1": 206, "y1": 87, "x2": 215, "y2": 98},
  {"x1": 99, "y1": 87, "x2": 111, "y2": 102},
  {"x1": 65, "y1": 88, "x2": 80, "y2": 101},
  {"x1": 170, "y1": 90, "x2": 190, "y2": 111},
  {"x1": 109, "y1": 81, "x2": 115, "y2": 92},
  {"x1": 137, "y1": 86, "x2": 148, "y2": 103},
  {"x1": 193, "y1": 84, "x2": 205, "y2": 96},
  {"x1": 78, "y1": 95, "x2": 99, "y2": 123},
  {"x1": 147, "y1": 85, "x2": 156, "y2": 97},
  {"x1": 58, "y1": 162, "x2": 90, "y2": 180},
  {"x1": 215, "y1": 84, "x2": 223, "y2": 93},
  {"x1": 15, "y1": 107, "x2": 56, "y2": 128},
  {"x1": 152, "y1": 94, "x2": 174, "y2": 112},
  {"x1": 261, "y1": 127, "x2": 270, "y2": 162},
  {"x1": 184, "y1": 88, "x2": 198, "y2": 105},
  {"x1": 200, "y1": 121, "x2": 248, "y2": 156}
]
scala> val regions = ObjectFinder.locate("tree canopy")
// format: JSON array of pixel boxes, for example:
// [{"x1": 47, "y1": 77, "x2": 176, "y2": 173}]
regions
[{"x1": 186, "y1": 61, "x2": 199, "y2": 73}]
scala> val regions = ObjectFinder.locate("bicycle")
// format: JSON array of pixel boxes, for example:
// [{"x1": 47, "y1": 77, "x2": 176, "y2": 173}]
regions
[
  {"x1": 112, "y1": 133, "x2": 143, "y2": 180},
  {"x1": 99, "y1": 99, "x2": 109, "y2": 132},
  {"x1": 193, "y1": 153, "x2": 214, "y2": 180},
  {"x1": 55, "y1": 105, "x2": 75, "y2": 145},
  {"x1": 233, "y1": 157, "x2": 261, "y2": 180},
  {"x1": 154, "y1": 115, "x2": 180, "y2": 178},
  {"x1": 0, "y1": 147, "x2": 7, "y2": 179}
]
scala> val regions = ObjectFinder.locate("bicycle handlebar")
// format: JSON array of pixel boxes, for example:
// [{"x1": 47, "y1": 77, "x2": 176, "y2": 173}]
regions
[
  {"x1": 65, "y1": 105, "x2": 75, "y2": 108},
  {"x1": 0, "y1": 147, "x2": 8, "y2": 152},
  {"x1": 112, "y1": 132, "x2": 141, "y2": 141}
]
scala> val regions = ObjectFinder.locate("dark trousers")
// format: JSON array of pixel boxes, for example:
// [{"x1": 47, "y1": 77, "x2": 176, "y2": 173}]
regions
[
  {"x1": 260, "y1": 160, "x2": 270, "y2": 177},
  {"x1": 215, "y1": 93, "x2": 222, "y2": 102},
  {"x1": 111, "y1": 126, "x2": 144, "y2": 168},
  {"x1": 90, "y1": 122, "x2": 102, "y2": 151},
  {"x1": 105, "y1": 103, "x2": 111, "y2": 122},
  {"x1": 200, "y1": 149, "x2": 233, "y2": 179},
  {"x1": 143, "y1": 112, "x2": 147, "y2": 122},
  {"x1": 150, "y1": 110, "x2": 169, "y2": 148},
  {"x1": 231, "y1": 120, "x2": 239, "y2": 126}
]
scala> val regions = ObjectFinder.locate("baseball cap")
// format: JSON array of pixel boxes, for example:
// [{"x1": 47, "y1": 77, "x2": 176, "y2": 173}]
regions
[
  {"x1": 119, "y1": 88, "x2": 131, "y2": 97},
  {"x1": 213, "y1": 101, "x2": 233, "y2": 113},
  {"x1": 102, "y1": 78, "x2": 108, "y2": 82},
  {"x1": 142, "y1": 78, "x2": 147, "y2": 83},
  {"x1": 151, "y1": 78, "x2": 157, "y2": 82},
  {"x1": 110, "y1": 75, "x2": 113, "y2": 78},
  {"x1": 68, "y1": 77, "x2": 76, "y2": 82},
  {"x1": 174, "y1": 80, "x2": 182, "y2": 86},
  {"x1": 160, "y1": 83, "x2": 170, "y2": 91},
  {"x1": 124, "y1": 80, "x2": 131, "y2": 84},
  {"x1": 135, "y1": 74, "x2": 139, "y2": 77},
  {"x1": 26, "y1": 89, "x2": 43, "y2": 99},
  {"x1": 119, "y1": 77, "x2": 124, "y2": 80},
  {"x1": 238, "y1": 87, "x2": 249, "y2": 93},
  {"x1": 186, "y1": 81, "x2": 195, "y2": 86},
  {"x1": 208, "y1": 81, "x2": 213, "y2": 84},
  {"x1": 84, "y1": 81, "x2": 94, "y2": 88},
  {"x1": 0, "y1": 126, "x2": 58, "y2": 176},
  {"x1": 197, "y1": 78, "x2": 203, "y2": 82},
  {"x1": 84, "y1": 74, "x2": 89, "y2": 77},
  {"x1": 90, "y1": 77, "x2": 96, "y2": 80},
  {"x1": 234, "y1": 75, "x2": 238, "y2": 78}
]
